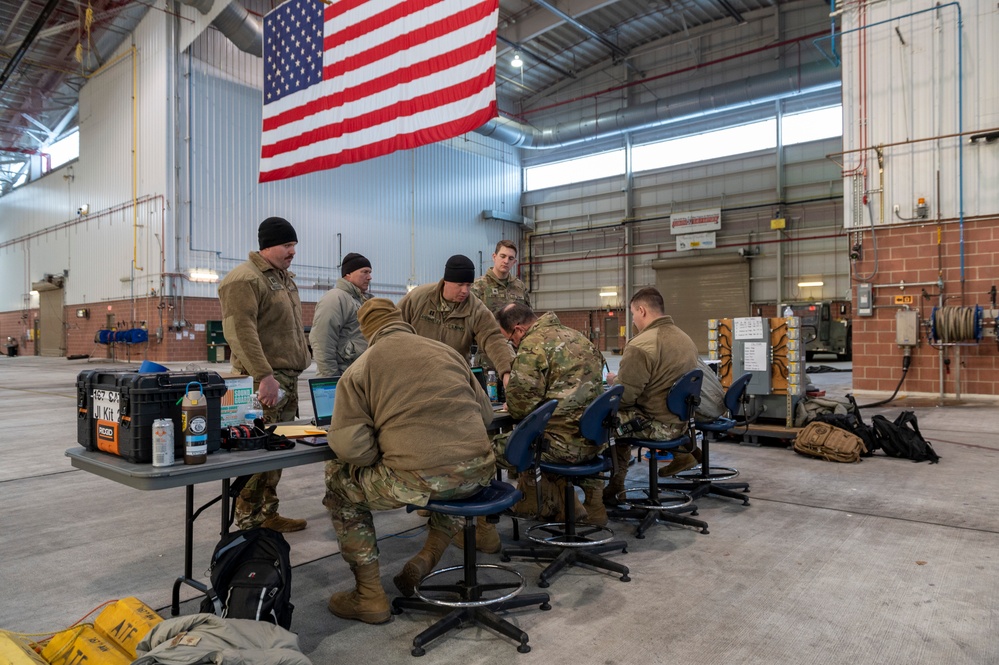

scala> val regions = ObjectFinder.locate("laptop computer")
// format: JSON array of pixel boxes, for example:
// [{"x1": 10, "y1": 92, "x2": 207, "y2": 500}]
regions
[{"x1": 308, "y1": 376, "x2": 339, "y2": 430}]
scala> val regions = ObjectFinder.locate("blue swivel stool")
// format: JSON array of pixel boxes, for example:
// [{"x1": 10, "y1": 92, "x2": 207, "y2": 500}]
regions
[
  {"x1": 661, "y1": 372, "x2": 752, "y2": 505},
  {"x1": 609, "y1": 369, "x2": 710, "y2": 537},
  {"x1": 501, "y1": 385, "x2": 630, "y2": 587},
  {"x1": 391, "y1": 400, "x2": 557, "y2": 656}
]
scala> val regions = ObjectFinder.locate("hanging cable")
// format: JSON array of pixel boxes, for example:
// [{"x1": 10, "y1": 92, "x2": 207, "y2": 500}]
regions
[{"x1": 857, "y1": 349, "x2": 912, "y2": 408}]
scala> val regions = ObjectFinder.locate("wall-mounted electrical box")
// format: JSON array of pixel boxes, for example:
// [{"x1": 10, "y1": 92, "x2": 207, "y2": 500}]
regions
[
  {"x1": 857, "y1": 283, "x2": 873, "y2": 316},
  {"x1": 896, "y1": 310, "x2": 920, "y2": 347}
]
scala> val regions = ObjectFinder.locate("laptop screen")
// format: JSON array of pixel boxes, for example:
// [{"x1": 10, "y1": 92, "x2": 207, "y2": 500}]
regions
[{"x1": 308, "y1": 377, "x2": 339, "y2": 427}]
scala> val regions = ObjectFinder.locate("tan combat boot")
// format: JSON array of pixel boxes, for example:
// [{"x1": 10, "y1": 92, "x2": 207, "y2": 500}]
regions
[
  {"x1": 581, "y1": 481, "x2": 608, "y2": 526},
  {"x1": 328, "y1": 561, "x2": 391, "y2": 624},
  {"x1": 602, "y1": 443, "x2": 632, "y2": 505},
  {"x1": 451, "y1": 516, "x2": 501, "y2": 554},
  {"x1": 260, "y1": 514, "x2": 308, "y2": 533},
  {"x1": 394, "y1": 528, "x2": 451, "y2": 597},
  {"x1": 509, "y1": 475, "x2": 539, "y2": 517},
  {"x1": 658, "y1": 446, "x2": 703, "y2": 477}
]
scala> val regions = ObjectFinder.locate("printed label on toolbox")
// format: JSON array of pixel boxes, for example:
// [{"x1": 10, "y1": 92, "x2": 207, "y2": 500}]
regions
[
  {"x1": 92, "y1": 388, "x2": 120, "y2": 422},
  {"x1": 96, "y1": 420, "x2": 120, "y2": 454}
]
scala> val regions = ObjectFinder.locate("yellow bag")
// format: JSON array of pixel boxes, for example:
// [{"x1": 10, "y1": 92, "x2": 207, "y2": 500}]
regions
[{"x1": 793, "y1": 421, "x2": 867, "y2": 463}]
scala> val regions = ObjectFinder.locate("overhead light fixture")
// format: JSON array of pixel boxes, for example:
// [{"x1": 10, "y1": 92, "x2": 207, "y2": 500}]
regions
[
  {"x1": 189, "y1": 269, "x2": 219, "y2": 283},
  {"x1": 797, "y1": 281, "x2": 824, "y2": 288},
  {"x1": 511, "y1": 51, "x2": 523, "y2": 68},
  {"x1": 599, "y1": 291, "x2": 618, "y2": 297}
]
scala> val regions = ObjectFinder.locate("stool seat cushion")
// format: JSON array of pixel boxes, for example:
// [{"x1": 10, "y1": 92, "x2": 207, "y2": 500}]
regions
[
  {"x1": 617, "y1": 434, "x2": 692, "y2": 451},
  {"x1": 696, "y1": 417, "x2": 735, "y2": 433},
  {"x1": 538, "y1": 456, "x2": 609, "y2": 477},
  {"x1": 407, "y1": 480, "x2": 522, "y2": 517}
]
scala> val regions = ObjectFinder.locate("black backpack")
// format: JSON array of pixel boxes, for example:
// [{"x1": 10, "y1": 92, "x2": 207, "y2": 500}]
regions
[
  {"x1": 814, "y1": 411, "x2": 879, "y2": 458},
  {"x1": 200, "y1": 527, "x2": 294, "y2": 628},
  {"x1": 870, "y1": 411, "x2": 941, "y2": 464}
]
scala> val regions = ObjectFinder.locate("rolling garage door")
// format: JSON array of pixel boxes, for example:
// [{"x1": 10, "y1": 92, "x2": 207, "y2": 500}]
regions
[{"x1": 651, "y1": 255, "x2": 750, "y2": 354}]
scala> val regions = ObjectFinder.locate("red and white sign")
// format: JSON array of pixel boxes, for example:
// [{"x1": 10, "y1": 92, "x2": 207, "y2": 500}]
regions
[{"x1": 670, "y1": 208, "x2": 722, "y2": 235}]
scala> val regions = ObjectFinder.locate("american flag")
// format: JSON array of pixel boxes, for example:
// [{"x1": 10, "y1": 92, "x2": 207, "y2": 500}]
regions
[{"x1": 260, "y1": 0, "x2": 499, "y2": 183}]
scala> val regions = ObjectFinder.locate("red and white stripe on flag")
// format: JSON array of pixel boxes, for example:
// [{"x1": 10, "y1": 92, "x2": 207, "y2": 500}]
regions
[{"x1": 260, "y1": 0, "x2": 499, "y2": 183}]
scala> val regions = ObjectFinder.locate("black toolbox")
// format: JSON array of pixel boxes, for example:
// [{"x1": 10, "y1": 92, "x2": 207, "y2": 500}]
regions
[{"x1": 77, "y1": 369, "x2": 228, "y2": 463}]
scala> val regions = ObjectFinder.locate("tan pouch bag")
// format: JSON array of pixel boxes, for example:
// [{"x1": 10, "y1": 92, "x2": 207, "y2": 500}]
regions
[{"x1": 793, "y1": 421, "x2": 867, "y2": 463}]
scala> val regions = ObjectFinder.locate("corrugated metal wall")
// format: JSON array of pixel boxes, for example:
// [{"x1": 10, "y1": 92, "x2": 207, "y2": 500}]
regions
[
  {"x1": 0, "y1": 10, "x2": 169, "y2": 313},
  {"x1": 180, "y1": 28, "x2": 523, "y2": 302},
  {"x1": 0, "y1": 7, "x2": 522, "y2": 313},
  {"x1": 524, "y1": 137, "x2": 847, "y2": 312},
  {"x1": 842, "y1": 0, "x2": 997, "y2": 228}
]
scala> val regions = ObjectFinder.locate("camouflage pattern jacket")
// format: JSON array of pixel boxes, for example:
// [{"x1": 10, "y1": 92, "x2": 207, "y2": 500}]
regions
[
  {"x1": 506, "y1": 312, "x2": 605, "y2": 447},
  {"x1": 614, "y1": 315, "x2": 699, "y2": 426},
  {"x1": 309, "y1": 277, "x2": 371, "y2": 377},
  {"x1": 398, "y1": 280, "x2": 514, "y2": 375},
  {"x1": 329, "y1": 321, "x2": 496, "y2": 473},
  {"x1": 471, "y1": 268, "x2": 531, "y2": 314},
  {"x1": 218, "y1": 252, "x2": 310, "y2": 381}
]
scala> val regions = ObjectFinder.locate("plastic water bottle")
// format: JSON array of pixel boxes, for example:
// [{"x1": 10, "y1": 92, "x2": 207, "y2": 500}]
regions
[
  {"x1": 783, "y1": 305, "x2": 794, "y2": 317},
  {"x1": 486, "y1": 370, "x2": 498, "y2": 402},
  {"x1": 246, "y1": 393, "x2": 265, "y2": 425}
]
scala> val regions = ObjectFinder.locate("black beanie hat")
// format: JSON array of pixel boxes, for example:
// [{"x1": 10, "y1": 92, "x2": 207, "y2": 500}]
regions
[
  {"x1": 341, "y1": 252, "x2": 371, "y2": 277},
  {"x1": 258, "y1": 217, "x2": 298, "y2": 250},
  {"x1": 442, "y1": 254, "x2": 475, "y2": 283}
]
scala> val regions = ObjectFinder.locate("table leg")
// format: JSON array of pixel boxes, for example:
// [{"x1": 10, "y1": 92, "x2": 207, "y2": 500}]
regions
[{"x1": 170, "y1": 483, "x2": 224, "y2": 616}]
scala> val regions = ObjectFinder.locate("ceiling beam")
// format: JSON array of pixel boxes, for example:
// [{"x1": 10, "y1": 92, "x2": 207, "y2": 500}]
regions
[
  {"x1": 531, "y1": 0, "x2": 643, "y2": 77},
  {"x1": 499, "y1": 0, "x2": 619, "y2": 43},
  {"x1": 496, "y1": 34, "x2": 576, "y2": 79},
  {"x1": 0, "y1": 0, "x2": 62, "y2": 95}
]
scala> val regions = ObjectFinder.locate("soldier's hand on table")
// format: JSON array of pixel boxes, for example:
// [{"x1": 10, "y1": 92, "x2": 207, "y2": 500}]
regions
[{"x1": 605, "y1": 371, "x2": 617, "y2": 384}]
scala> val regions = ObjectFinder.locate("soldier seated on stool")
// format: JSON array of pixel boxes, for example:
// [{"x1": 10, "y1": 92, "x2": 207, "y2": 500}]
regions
[
  {"x1": 604, "y1": 287, "x2": 702, "y2": 501},
  {"x1": 323, "y1": 298, "x2": 497, "y2": 624},
  {"x1": 491, "y1": 303, "x2": 608, "y2": 526}
]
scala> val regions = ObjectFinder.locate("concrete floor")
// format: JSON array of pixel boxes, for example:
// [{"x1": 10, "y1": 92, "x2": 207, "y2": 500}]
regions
[{"x1": 2, "y1": 354, "x2": 998, "y2": 664}]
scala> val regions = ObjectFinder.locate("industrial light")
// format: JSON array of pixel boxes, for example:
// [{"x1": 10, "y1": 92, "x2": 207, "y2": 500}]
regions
[
  {"x1": 189, "y1": 269, "x2": 219, "y2": 283},
  {"x1": 511, "y1": 51, "x2": 523, "y2": 68},
  {"x1": 599, "y1": 291, "x2": 618, "y2": 297},
  {"x1": 797, "y1": 281, "x2": 824, "y2": 287}
]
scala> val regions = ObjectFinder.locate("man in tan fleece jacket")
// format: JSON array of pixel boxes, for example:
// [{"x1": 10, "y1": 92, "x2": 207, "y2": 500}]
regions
[
  {"x1": 323, "y1": 298, "x2": 496, "y2": 625},
  {"x1": 398, "y1": 254, "x2": 515, "y2": 383},
  {"x1": 604, "y1": 286, "x2": 700, "y2": 503}
]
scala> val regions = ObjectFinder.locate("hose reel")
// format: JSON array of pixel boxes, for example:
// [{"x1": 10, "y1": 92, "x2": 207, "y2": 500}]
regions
[{"x1": 929, "y1": 306, "x2": 983, "y2": 343}]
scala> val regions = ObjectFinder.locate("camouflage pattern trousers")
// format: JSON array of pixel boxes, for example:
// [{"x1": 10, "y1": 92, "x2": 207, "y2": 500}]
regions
[
  {"x1": 492, "y1": 428, "x2": 605, "y2": 518},
  {"x1": 608, "y1": 408, "x2": 689, "y2": 490},
  {"x1": 323, "y1": 453, "x2": 495, "y2": 567},
  {"x1": 235, "y1": 369, "x2": 301, "y2": 529}
]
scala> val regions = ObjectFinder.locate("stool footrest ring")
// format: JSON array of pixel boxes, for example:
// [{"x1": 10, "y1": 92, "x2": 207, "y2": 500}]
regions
[
  {"x1": 620, "y1": 487, "x2": 693, "y2": 511},
  {"x1": 672, "y1": 466, "x2": 740, "y2": 482},
  {"x1": 415, "y1": 563, "x2": 525, "y2": 608},
  {"x1": 525, "y1": 522, "x2": 617, "y2": 548}
]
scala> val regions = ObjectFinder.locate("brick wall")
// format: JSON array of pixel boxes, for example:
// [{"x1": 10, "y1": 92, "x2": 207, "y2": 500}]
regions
[
  {"x1": 1, "y1": 296, "x2": 320, "y2": 363},
  {"x1": 552, "y1": 309, "x2": 626, "y2": 352},
  {"x1": 851, "y1": 218, "x2": 999, "y2": 396},
  {"x1": 0, "y1": 309, "x2": 37, "y2": 356}
]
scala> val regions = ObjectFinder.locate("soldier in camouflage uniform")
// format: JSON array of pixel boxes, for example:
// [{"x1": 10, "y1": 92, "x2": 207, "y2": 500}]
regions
[
  {"x1": 492, "y1": 303, "x2": 610, "y2": 526},
  {"x1": 470, "y1": 240, "x2": 530, "y2": 373},
  {"x1": 218, "y1": 217, "x2": 310, "y2": 533},
  {"x1": 323, "y1": 298, "x2": 496, "y2": 624},
  {"x1": 605, "y1": 287, "x2": 700, "y2": 502},
  {"x1": 471, "y1": 240, "x2": 531, "y2": 314}
]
